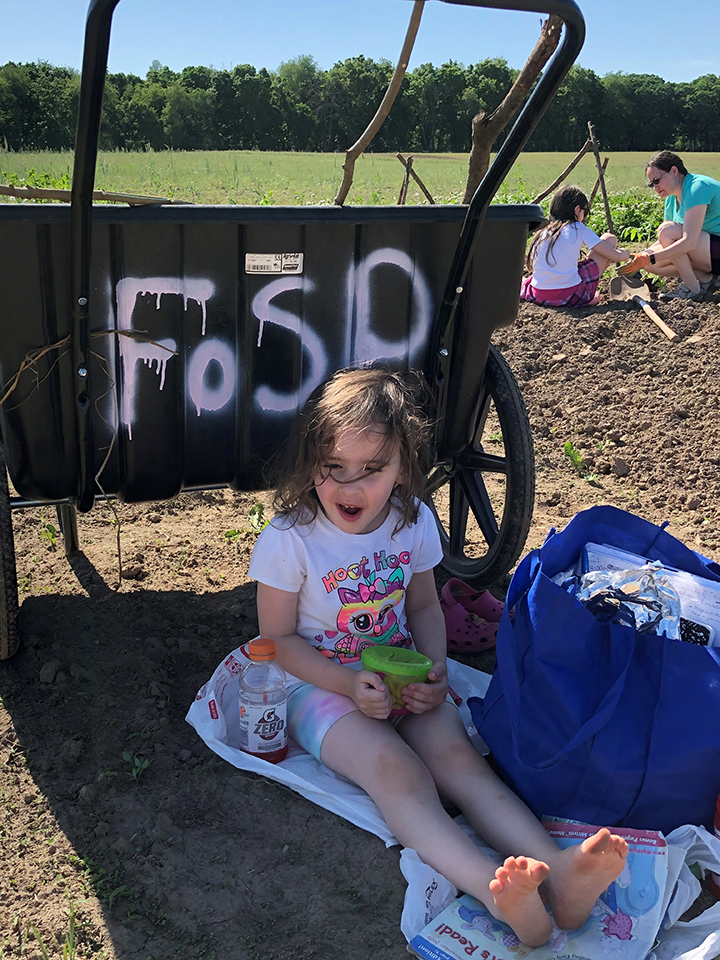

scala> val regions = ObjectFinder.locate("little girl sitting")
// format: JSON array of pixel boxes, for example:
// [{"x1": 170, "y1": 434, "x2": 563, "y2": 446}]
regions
[
  {"x1": 249, "y1": 365, "x2": 628, "y2": 947},
  {"x1": 521, "y1": 184, "x2": 630, "y2": 307}
]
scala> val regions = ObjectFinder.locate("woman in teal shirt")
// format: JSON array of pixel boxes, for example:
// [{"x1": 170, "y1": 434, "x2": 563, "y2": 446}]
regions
[{"x1": 628, "y1": 151, "x2": 720, "y2": 301}]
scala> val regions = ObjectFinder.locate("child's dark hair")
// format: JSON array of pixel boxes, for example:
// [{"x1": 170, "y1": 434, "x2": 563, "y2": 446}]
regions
[
  {"x1": 271, "y1": 365, "x2": 435, "y2": 533},
  {"x1": 526, "y1": 184, "x2": 590, "y2": 271},
  {"x1": 646, "y1": 151, "x2": 688, "y2": 176}
]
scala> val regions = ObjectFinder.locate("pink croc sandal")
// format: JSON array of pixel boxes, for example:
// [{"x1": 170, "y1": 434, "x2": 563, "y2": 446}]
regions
[
  {"x1": 443, "y1": 602, "x2": 498, "y2": 654},
  {"x1": 440, "y1": 578, "x2": 505, "y2": 623}
]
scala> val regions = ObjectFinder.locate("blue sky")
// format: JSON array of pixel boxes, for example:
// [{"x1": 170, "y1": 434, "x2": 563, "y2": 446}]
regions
[{"x1": 2, "y1": 0, "x2": 718, "y2": 84}]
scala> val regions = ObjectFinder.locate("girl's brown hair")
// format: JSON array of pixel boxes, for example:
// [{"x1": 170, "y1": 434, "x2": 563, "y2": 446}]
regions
[
  {"x1": 270, "y1": 365, "x2": 435, "y2": 533},
  {"x1": 526, "y1": 184, "x2": 590, "y2": 271}
]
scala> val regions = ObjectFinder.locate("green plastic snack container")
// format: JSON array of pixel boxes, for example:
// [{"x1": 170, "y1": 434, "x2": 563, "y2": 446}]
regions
[{"x1": 360, "y1": 646, "x2": 433, "y2": 716}]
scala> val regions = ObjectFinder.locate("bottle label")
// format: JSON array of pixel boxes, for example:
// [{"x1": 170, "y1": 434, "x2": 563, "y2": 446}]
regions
[{"x1": 239, "y1": 700, "x2": 287, "y2": 755}]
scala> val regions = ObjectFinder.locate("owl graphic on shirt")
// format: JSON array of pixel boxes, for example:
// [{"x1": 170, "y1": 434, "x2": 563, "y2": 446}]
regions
[{"x1": 314, "y1": 567, "x2": 409, "y2": 662}]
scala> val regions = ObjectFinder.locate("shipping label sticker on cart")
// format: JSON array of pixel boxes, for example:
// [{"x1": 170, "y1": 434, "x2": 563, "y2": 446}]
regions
[{"x1": 245, "y1": 253, "x2": 304, "y2": 274}]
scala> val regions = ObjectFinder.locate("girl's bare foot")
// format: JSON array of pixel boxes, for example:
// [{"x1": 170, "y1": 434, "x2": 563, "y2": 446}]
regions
[
  {"x1": 488, "y1": 856, "x2": 552, "y2": 947},
  {"x1": 547, "y1": 828, "x2": 629, "y2": 931}
]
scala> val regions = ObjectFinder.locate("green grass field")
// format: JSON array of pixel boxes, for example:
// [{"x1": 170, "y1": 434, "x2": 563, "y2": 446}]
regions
[{"x1": 2, "y1": 150, "x2": 720, "y2": 207}]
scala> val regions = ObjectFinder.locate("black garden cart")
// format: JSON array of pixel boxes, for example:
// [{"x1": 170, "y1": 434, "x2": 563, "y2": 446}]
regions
[{"x1": 0, "y1": 0, "x2": 585, "y2": 657}]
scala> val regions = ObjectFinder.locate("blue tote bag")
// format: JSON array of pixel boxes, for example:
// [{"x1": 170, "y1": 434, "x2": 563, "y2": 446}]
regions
[{"x1": 470, "y1": 505, "x2": 720, "y2": 835}]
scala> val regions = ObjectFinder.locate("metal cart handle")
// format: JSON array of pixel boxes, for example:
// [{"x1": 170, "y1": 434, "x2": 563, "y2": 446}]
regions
[
  {"x1": 431, "y1": 0, "x2": 585, "y2": 455},
  {"x1": 69, "y1": 0, "x2": 584, "y2": 510}
]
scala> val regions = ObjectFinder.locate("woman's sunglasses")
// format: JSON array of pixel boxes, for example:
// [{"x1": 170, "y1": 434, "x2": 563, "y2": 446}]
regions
[{"x1": 646, "y1": 173, "x2": 666, "y2": 188}]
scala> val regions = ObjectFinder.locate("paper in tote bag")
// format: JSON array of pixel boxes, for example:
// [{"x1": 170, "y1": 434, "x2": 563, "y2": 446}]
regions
[{"x1": 469, "y1": 505, "x2": 720, "y2": 835}]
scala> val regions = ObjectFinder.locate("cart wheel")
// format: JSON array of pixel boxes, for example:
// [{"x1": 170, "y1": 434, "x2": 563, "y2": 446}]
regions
[
  {"x1": 0, "y1": 443, "x2": 19, "y2": 659},
  {"x1": 426, "y1": 345, "x2": 535, "y2": 585}
]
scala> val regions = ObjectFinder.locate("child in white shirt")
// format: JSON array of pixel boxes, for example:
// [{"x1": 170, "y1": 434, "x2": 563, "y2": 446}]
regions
[
  {"x1": 521, "y1": 185, "x2": 630, "y2": 306},
  {"x1": 250, "y1": 365, "x2": 628, "y2": 946}
]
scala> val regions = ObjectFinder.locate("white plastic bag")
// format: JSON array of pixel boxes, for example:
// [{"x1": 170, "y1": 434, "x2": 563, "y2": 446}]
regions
[
  {"x1": 187, "y1": 646, "x2": 720, "y2": 957},
  {"x1": 398, "y1": 821, "x2": 720, "y2": 958},
  {"x1": 185, "y1": 644, "x2": 490, "y2": 847}
]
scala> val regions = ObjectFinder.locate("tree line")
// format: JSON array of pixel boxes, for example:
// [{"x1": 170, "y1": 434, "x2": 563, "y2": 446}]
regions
[{"x1": 1, "y1": 54, "x2": 719, "y2": 155}]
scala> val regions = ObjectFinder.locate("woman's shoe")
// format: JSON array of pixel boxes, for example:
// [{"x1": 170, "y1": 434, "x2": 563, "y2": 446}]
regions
[{"x1": 659, "y1": 283, "x2": 704, "y2": 301}]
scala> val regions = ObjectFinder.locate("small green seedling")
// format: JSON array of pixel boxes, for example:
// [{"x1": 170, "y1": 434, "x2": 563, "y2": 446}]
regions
[
  {"x1": 106, "y1": 884, "x2": 134, "y2": 909},
  {"x1": 564, "y1": 441, "x2": 600, "y2": 485},
  {"x1": 225, "y1": 503, "x2": 268, "y2": 542},
  {"x1": 247, "y1": 502, "x2": 268, "y2": 533},
  {"x1": 39, "y1": 513, "x2": 58, "y2": 552},
  {"x1": 122, "y1": 751, "x2": 150, "y2": 780},
  {"x1": 29, "y1": 899, "x2": 77, "y2": 960},
  {"x1": 563, "y1": 441, "x2": 585, "y2": 476}
]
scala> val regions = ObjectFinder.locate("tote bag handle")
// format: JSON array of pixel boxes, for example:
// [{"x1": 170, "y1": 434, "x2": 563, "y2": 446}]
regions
[{"x1": 498, "y1": 552, "x2": 636, "y2": 772}]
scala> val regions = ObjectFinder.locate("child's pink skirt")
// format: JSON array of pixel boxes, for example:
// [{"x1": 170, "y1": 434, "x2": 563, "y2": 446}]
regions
[{"x1": 521, "y1": 258, "x2": 600, "y2": 307}]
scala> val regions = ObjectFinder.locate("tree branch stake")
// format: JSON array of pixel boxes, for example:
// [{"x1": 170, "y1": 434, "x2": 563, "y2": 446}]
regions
[
  {"x1": 334, "y1": 1, "x2": 424, "y2": 205},
  {"x1": 587, "y1": 121, "x2": 614, "y2": 234},
  {"x1": 396, "y1": 153, "x2": 435, "y2": 204},
  {"x1": 532, "y1": 139, "x2": 592, "y2": 203}
]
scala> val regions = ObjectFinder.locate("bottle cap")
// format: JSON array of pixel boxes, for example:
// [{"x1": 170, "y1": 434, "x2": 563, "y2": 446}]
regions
[{"x1": 248, "y1": 638, "x2": 276, "y2": 661}]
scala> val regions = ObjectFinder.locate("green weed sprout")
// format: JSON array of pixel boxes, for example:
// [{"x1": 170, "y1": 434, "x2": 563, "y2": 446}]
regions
[
  {"x1": 246, "y1": 502, "x2": 268, "y2": 534},
  {"x1": 122, "y1": 751, "x2": 151, "y2": 780},
  {"x1": 39, "y1": 513, "x2": 58, "y2": 551},
  {"x1": 224, "y1": 503, "x2": 268, "y2": 543},
  {"x1": 563, "y1": 440, "x2": 585, "y2": 475},
  {"x1": 29, "y1": 900, "x2": 77, "y2": 959},
  {"x1": 564, "y1": 441, "x2": 601, "y2": 486}
]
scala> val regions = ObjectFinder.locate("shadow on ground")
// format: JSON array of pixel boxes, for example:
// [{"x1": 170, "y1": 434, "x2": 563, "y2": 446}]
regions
[{"x1": 1, "y1": 586, "x2": 408, "y2": 960}]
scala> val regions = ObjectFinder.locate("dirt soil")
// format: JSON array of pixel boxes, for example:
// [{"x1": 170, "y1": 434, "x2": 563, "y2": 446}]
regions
[{"x1": 1, "y1": 279, "x2": 720, "y2": 960}]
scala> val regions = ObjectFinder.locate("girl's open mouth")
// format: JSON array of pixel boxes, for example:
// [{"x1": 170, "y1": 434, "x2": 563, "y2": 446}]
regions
[{"x1": 338, "y1": 504, "x2": 362, "y2": 518}]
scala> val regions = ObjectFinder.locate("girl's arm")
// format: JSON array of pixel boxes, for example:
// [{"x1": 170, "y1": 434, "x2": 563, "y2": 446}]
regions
[
  {"x1": 256, "y1": 582, "x2": 392, "y2": 719},
  {"x1": 401, "y1": 568, "x2": 450, "y2": 714},
  {"x1": 589, "y1": 236, "x2": 631, "y2": 263}
]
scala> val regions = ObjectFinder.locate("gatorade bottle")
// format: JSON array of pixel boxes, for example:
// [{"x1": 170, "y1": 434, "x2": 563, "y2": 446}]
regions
[
  {"x1": 712, "y1": 792, "x2": 720, "y2": 898},
  {"x1": 238, "y1": 638, "x2": 288, "y2": 763}
]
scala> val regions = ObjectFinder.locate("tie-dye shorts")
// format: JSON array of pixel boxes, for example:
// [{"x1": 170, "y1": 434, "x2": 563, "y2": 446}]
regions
[
  {"x1": 287, "y1": 666, "x2": 413, "y2": 762},
  {"x1": 287, "y1": 668, "x2": 454, "y2": 761},
  {"x1": 287, "y1": 681, "x2": 361, "y2": 761}
]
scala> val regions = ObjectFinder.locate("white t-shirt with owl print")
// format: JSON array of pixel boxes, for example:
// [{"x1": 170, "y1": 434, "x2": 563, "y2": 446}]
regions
[{"x1": 248, "y1": 500, "x2": 443, "y2": 684}]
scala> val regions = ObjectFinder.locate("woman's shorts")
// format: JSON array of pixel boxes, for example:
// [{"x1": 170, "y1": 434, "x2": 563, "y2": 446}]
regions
[
  {"x1": 521, "y1": 258, "x2": 601, "y2": 307},
  {"x1": 710, "y1": 234, "x2": 720, "y2": 275}
]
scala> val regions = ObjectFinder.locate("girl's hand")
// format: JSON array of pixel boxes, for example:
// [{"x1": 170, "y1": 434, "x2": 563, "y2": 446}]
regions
[
  {"x1": 352, "y1": 670, "x2": 392, "y2": 719},
  {"x1": 401, "y1": 661, "x2": 449, "y2": 715}
]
